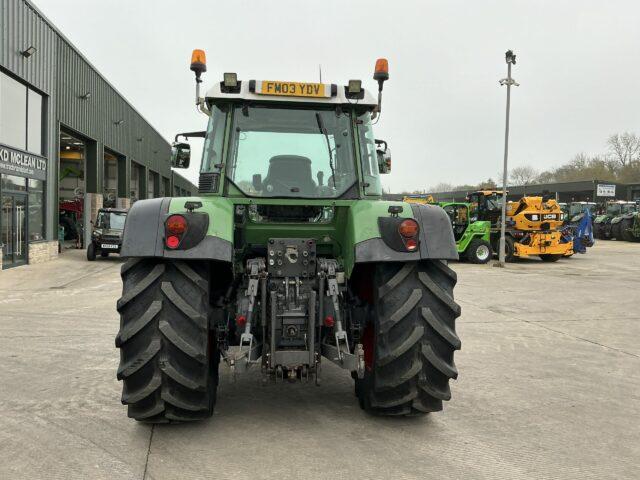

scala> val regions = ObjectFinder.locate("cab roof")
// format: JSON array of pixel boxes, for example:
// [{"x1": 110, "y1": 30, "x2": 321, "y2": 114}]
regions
[{"x1": 205, "y1": 80, "x2": 378, "y2": 108}]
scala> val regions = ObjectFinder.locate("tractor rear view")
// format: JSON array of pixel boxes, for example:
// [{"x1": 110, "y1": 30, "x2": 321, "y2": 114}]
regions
[
  {"x1": 115, "y1": 52, "x2": 462, "y2": 423},
  {"x1": 467, "y1": 191, "x2": 572, "y2": 262}
]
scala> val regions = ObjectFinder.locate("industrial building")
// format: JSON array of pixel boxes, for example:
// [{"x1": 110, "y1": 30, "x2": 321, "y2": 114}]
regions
[
  {"x1": 0, "y1": 0, "x2": 196, "y2": 269},
  {"x1": 386, "y1": 180, "x2": 640, "y2": 203}
]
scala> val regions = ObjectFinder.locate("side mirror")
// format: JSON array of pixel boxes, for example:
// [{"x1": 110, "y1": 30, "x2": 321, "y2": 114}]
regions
[
  {"x1": 252, "y1": 174, "x2": 262, "y2": 191},
  {"x1": 171, "y1": 142, "x2": 191, "y2": 168},
  {"x1": 377, "y1": 147, "x2": 391, "y2": 174}
]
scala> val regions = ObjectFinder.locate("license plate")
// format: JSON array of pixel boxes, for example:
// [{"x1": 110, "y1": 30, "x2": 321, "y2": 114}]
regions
[
  {"x1": 101, "y1": 244, "x2": 118, "y2": 249},
  {"x1": 255, "y1": 80, "x2": 330, "y2": 98}
]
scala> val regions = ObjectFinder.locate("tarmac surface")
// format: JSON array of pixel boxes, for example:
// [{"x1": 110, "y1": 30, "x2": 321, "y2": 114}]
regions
[{"x1": 0, "y1": 242, "x2": 639, "y2": 480}]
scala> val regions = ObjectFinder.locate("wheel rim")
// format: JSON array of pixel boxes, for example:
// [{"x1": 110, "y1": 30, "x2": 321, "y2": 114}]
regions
[{"x1": 476, "y1": 244, "x2": 490, "y2": 261}]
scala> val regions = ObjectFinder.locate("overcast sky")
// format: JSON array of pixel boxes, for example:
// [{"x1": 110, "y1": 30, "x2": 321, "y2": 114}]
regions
[{"x1": 32, "y1": 0, "x2": 640, "y2": 192}]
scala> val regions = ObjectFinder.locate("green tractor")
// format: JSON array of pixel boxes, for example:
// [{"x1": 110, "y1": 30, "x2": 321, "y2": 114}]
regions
[
  {"x1": 115, "y1": 52, "x2": 461, "y2": 423},
  {"x1": 566, "y1": 202, "x2": 596, "y2": 225},
  {"x1": 439, "y1": 202, "x2": 492, "y2": 263},
  {"x1": 627, "y1": 211, "x2": 640, "y2": 241},
  {"x1": 594, "y1": 201, "x2": 637, "y2": 240},
  {"x1": 613, "y1": 203, "x2": 640, "y2": 242}
]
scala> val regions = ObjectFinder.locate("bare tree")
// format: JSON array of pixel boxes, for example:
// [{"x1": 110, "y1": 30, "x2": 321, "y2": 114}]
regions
[
  {"x1": 509, "y1": 165, "x2": 539, "y2": 186},
  {"x1": 477, "y1": 178, "x2": 497, "y2": 189},
  {"x1": 607, "y1": 132, "x2": 640, "y2": 167},
  {"x1": 429, "y1": 182, "x2": 454, "y2": 193}
]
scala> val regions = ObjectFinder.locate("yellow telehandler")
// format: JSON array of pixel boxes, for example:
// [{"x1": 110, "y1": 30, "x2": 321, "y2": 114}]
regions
[{"x1": 467, "y1": 190, "x2": 573, "y2": 262}]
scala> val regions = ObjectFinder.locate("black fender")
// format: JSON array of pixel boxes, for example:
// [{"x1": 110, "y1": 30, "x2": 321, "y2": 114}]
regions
[
  {"x1": 355, "y1": 203, "x2": 458, "y2": 263},
  {"x1": 120, "y1": 198, "x2": 233, "y2": 261}
]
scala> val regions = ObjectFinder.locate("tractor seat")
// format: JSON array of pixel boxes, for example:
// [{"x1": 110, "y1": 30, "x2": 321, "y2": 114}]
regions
[{"x1": 263, "y1": 155, "x2": 316, "y2": 195}]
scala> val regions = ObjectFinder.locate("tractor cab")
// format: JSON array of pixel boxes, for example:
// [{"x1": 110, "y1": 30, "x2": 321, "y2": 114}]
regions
[
  {"x1": 442, "y1": 203, "x2": 470, "y2": 241},
  {"x1": 568, "y1": 202, "x2": 597, "y2": 223},
  {"x1": 466, "y1": 190, "x2": 504, "y2": 226},
  {"x1": 605, "y1": 201, "x2": 637, "y2": 216},
  {"x1": 171, "y1": 64, "x2": 392, "y2": 205}
]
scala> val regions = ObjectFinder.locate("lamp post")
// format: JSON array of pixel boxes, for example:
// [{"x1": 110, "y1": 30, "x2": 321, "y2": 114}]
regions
[{"x1": 496, "y1": 50, "x2": 519, "y2": 267}]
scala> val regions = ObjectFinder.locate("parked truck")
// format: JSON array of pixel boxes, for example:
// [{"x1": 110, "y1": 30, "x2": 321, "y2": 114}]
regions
[{"x1": 115, "y1": 53, "x2": 461, "y2": 423}]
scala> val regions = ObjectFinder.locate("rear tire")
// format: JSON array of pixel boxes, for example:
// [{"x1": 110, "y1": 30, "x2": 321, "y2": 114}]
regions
[
  {"x1": 611, "y1": 222, "x2": 623, "y2": 240},
  {"x1": 539, "y1": 254, "x2": 562, "y2": 262},
  {"x1": 116, "y1": 258, "x2": 218, "y2": 423},
  {"x1": 87, "y1": 243, "x2": 96, "y2": 261},
  {"x1": 356, "y1": 261, "x2": 461, "y2": 416},
  {"x1": 465, "y1": 239, "x2": 492, "y2": 264},
  {"x1": 620, "y1": 218, "x2": 634, "y2": 242}
]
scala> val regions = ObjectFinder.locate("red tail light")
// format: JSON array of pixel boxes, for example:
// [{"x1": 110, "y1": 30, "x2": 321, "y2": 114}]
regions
[
  {"x1": 324, "y1": 315, "x2": 335, "y2": 328},
  {"x1": 398, "y1": 219, "x2": 419, "y2": 238},
  {"x1": 166, "y1": 235, "x2": 180, "y2": 249},
  {"x1": 405, "y1": 238, "x2": 418, "y2": 251},
  {"x1": 166, "y1": 215, "x2": 187, "y2": 235}
]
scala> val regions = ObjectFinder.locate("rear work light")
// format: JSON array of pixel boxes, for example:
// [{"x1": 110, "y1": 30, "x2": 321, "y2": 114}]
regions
[
  {"x1": 165, "y1": 214, "x2": 188, "y2": 249},
  {"x1": 166, "y1": 215, "x2": 187, "y2": 235},
  {"x1": 398, "y1": 219, "x2": 419, "y2": 238},
  {"x1": 398, "y1": 218, "x2": 419, "y2": 251}
]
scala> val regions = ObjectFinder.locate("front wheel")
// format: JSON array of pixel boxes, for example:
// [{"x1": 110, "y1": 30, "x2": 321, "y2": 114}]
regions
[
  {"x1": 87, "y1": 243, "x2": 96, "y2": 261},
  {"x1": 465, "y1": 239, "x2": 492, "y2": 264},
  {"x1": 356, "y1": 261, "x2": 461, "y2": 416},
  {"x1": 116, "y1": 259, "x2": 218, "y2": 423}
]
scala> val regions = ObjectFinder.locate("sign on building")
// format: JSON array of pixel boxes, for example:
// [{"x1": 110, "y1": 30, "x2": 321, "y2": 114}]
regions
[
  {"x1": 596, "y1": 184, "x2": 616, "y2": 197},
  {"x1": 0, "y1": 144, "x2": 47, "y2": 181}
]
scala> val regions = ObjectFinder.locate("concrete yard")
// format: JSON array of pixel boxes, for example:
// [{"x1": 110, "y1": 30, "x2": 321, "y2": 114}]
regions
[{"x1": 0, "y1": 242, "x2": 638, "y2": 480}]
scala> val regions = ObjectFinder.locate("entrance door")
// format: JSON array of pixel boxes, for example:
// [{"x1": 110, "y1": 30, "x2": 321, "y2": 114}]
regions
[{"x1": 1, "y1": 194, "x2": 28, "y2": 269}]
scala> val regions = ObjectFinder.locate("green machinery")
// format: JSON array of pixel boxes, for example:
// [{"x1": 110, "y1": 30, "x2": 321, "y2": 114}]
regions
[
  {"x1": 565, "y1": 202, "x2": 597, "y2": 225},
  {"x1": 439, "y1": 202, "x2": 492, "y2": 263},
  {"x1": 594, "y1": 201, "x2": 638, "y2": 240},
  {"x1": 612, "y1": 204, "x2": 640, "y2": 242},
  {"x1": 115, "y1": 53, "x2": 462, "y2": 423}
]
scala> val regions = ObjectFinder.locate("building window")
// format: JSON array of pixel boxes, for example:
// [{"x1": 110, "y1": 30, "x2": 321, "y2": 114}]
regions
[
  {"x1": 0, "y1": 72, "x2": 27, "y2": 149},
  {"x1": 28, "y1": 179, "x2": 44, "y2": 241},
  {"x1": 27, "y1": 90, "x2": 43, "y2": 154},
  {"x1": 1, "y1": 174, "x2": 27, "y2": 192},
  {"x1": 0, "y1": 71, "x2": 44, "y2": 155}
]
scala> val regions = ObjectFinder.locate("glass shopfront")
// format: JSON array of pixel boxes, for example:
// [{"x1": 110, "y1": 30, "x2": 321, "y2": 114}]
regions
[
  {"x1": 0, "y1": 70, "x2": 47, "y2": 269},
  {"x1": 1, "y1": 175, "x2": 28, "y2": 268}
]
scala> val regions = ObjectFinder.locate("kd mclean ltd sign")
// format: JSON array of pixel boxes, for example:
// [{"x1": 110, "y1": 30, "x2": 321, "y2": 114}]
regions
[{"x1": 0, "y1": 144, "x2": 47, "y2": 181}]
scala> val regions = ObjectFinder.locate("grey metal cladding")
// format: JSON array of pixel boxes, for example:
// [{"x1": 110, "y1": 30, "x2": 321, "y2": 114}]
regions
[
  {"x1": 355, "y1": 238, "x2": 421, "y2": 263},
  {"x1": 120, "y1": 197, "x2": 232, "y2": 261},
  {"x1": 410, "y1": 204, "x2": 459, "y2": 260},
  {"x1": 354, "y1": 204, "x2": 458, "y2": 263},
  {"x1": 120, "y1": 198, "x2": 166, "y2": 257},
  {"x1": 162, "y1": 236, "x2": 233, "y2": 262}
]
